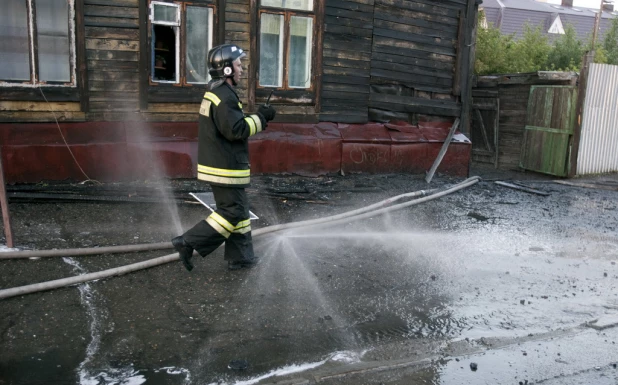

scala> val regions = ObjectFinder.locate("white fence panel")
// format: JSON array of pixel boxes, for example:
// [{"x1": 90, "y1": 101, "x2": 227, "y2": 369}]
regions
[{"x1": 577, "y1": 63, "x2": 618, "y2": 175}]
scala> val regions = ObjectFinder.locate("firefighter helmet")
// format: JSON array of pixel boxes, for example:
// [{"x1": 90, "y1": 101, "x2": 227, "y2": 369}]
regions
[{"x1": 208, "y1": 44, "x2": 246, "y2": 80}]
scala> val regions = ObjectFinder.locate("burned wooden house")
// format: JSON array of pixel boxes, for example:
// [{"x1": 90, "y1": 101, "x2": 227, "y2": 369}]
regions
[{"x1": 0, "y1": 0, "x2": 481, "y2": 183}]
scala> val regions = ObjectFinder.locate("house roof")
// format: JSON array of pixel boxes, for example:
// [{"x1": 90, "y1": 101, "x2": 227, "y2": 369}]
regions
[{"x1": 481, "y1": 0, "x2": 617, "y2": 40}]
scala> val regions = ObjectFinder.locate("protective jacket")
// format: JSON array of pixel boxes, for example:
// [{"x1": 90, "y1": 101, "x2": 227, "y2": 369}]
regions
[{"x1": 197, "y1": 82, "x2": 264, "y2": 187}]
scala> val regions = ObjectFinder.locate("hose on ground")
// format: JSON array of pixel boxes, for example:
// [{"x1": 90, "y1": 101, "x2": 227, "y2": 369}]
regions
[
  {"x1": 0, "y1": 187, "x2": 438, "y2": 260},
  {"x1": 0, "y1": 177, "x2": 481, "y2": 300}
]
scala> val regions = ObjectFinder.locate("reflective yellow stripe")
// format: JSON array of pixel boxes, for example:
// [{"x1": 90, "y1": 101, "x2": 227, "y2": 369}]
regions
[
  {"x1": 198, "y1": 164, "x2": 250, "y2": 177},
  {"x1": 210, "y1": 212, "x2": 235, "y2": 232},
  {"x1": 244, "y1": 117, "x2": 256, "y2": 136},
  {"x1": 199, "y1": 99, "x2": 211, "y2": 116},
  {"x1": 249, "y1": 114, "x2": 263, "y2": 134},
  {"x1": 206, "y1": 215, "x2": 231, "y2": 238},
  {"x1": 198, "y1": 173, "x2": 250, "y2": 185},
  {"x1": 238, "y1": 102, "x2": 243, "y2": 109},
  {"x1": 232, "y1": 219, "x2": 251, "y2": 234},
  {"x1": 204, "y1": 92, "x2": 221, "y2": 106}
]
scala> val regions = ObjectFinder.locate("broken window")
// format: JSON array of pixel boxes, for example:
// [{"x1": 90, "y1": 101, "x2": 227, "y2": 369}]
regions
[
  {"x1": 258, "y1": 0, "x2": 314, "y2": 90},
  {"x1": 150, "y1": 1, "x2": 213, "y2": 84},
  {"x1": 0, "y1": 0, "x2": 74, "y2": 86}
]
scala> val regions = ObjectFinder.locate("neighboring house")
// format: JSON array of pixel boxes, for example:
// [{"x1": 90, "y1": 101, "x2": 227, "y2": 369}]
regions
[
  {"x1": 481, "y1": 0, "x2": 618, "y2": 40},
  {"x1": 0, "y1": 0, "x2": 481, "y2": 183}
]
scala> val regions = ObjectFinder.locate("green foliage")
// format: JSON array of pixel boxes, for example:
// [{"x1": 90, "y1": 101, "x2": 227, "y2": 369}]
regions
[
  {"x1": 474, "y1": 14, "x2": 615, "y2": 74},
  {"x1": 603, "y1": 17, "x2": 618, "y2": 65},
  {"x1": 475, "y1": 21, "x2": 551, "y2": 74}
]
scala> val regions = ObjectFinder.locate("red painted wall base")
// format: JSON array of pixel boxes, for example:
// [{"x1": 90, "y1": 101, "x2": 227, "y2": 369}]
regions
[{"x1": 0, "y1": 121, "x2": 470, "y2": 184}]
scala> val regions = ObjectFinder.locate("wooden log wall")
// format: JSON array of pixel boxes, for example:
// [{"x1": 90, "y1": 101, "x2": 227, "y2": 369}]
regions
[
  {"x1": 319, "y1": 0, "x2": 374, "y2": 123},
  {"x1": 1, "y1": 0, "x2": 482, "y2": 126},
  {"x1": 84, "y1": 0, "x2": 140, "y2": 119},
  {"x1": 369, "y1": 0, "x2": 465, "y2": 124}
]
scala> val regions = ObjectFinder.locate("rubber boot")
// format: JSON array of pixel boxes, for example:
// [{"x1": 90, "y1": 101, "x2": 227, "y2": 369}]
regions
[{"x1": 172, "y1": 236, "x2": 194, "y2": 272}]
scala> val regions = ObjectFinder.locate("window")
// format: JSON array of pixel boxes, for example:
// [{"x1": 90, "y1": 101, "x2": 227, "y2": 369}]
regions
[
  {"x1": 259, "y1": 0, "x2": 315, "y2": 90},
  {"x1": 149, "y1": 1, "x2": 214, "y2": 85},
  {"x1": 0, "y1": 0, "x2": 75, "y2": 86}
]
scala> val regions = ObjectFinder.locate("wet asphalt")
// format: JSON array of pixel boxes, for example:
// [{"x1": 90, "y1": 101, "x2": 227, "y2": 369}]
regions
[{"x1": 1, "y1": 167, "x2": 617, "y2": 384}]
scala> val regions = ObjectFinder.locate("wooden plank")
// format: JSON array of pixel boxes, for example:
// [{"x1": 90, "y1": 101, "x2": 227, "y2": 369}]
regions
[
  {"x1": 0, "y1": 88, "x2": 80, "y2": 102},
  {"x1": 147, "y1": 103, "x2": 201, "y2": 113},
  {"x1": 86, "y1": 50, "x2": 139, "y2": 61},
  {"x1": 371, "y1": 51, "x2": 452, "y2": 70},
  {"x1": 375, "y1": 0, "x2": 460, "y2": 19},
  {"x1": 226, "y1": 21, "x2": 250, "y2": 32},
  {"x1": 90, "y1": 91, "x2": 138, "y2": 103},
  {"x1": 324, "y1": 57, "x2": 371, "y2": 69},
  {"x1": 0, "y1": 111, "x2": 86, "y2": 122},
  {"x1": 138, "y1": 0, "x2": 148, "y2": 110},
  {"x1": 86, "y1": 38, "x2": 139, "y2": 51},
  {"x1": 372, "y1": 42, "x2": 455, "y2": 64},
  {"x1": 322, "y1": 90, "x2": 368, "y2": 101},
  {"x1": 426, "y1": 118, "x2": 460, "y2": 183},
  {"x1": 89, "y1": 81, "x2": 139, "y2": 92},
  {"x1": 226, "y1": 11, "x2": 250, "y2": 23},
  {"x1": 84, "y1": 5, "x2": 138, "y2": 18},
  {"x1": 374, "y1": 5, "x2": 458, "y2": 32},
  {"x1": 0, "y1": 101, "x2": 82, "y2": 112},
  {"x1": 226, "y1": 2, "x2": 249, "y2": 13},
  {"x1": 373, "y1": 14, "x2": 457, "y2": 39},
  {"x1": 322, "y1": 83, "x2": 369, "y2": 94},
  {"x1": 85, "y1": 0, "x2": 138, "y2": 6},
  {"x1": 372, "y1": 35, "x2": 455, "y2": 57},
  {"x1": 323, "y1": 74, "x2": 370, "y2": 85},
  {"x1": 370, "y1": 68, "x2": 453, "y2": 87},
  {"x1": 325, "y1": 24, "x2": 373, "y2": 37},
  {"x1": 323, "y1": 65, "x2": 370, "y2": 77},
  {"x1": 324, "y1": 15, "x2": 373, "y2": 30},
  {"x1": 323, "y1": 48, "x2": 372, "y2": 62},
  {"x1": 84, "y1": 16, "x2": 139, "y2": 28},
  {"x1": 76, "y1": 0, "x2": 89, "y2": 112},
  {"x1": 89, "y1": 71, "x2": 139, "y2": 82},
  {"x1": 324, "y1": 7, "x2": 373, "y2": 22},
  {"x1": 87, "y1": 60, "x2": 139, "y2": 71},
  {"x1": 89, "y1": 100, "x2": 139, "y2": 111},
  {"x1": 371, "y1": 59, "x2": 453, "y2": 79},
  {"x1": 85, "y1": 26, "x2": 139, "y2": 40},
  {"x1": 326, "y1": 0, "x2": 374, "y2": 13},
  {"x1": 373, "y1": 28, "x2": 456, "y2": 51},
  {"x1": 324, "y1": 34, "x2": 372, "y2": 53}
]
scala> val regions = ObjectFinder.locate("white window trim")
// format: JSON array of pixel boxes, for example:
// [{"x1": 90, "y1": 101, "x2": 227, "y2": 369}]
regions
[
  {"x1": 548, "y1": 15, "x2": 565, "y2": 34},
  {"x1": 0, "y1": 0, "x2": 77, "y2": 88},
  {"x1": 150, "y1": 1, "x2": 180, "y2": 84}
]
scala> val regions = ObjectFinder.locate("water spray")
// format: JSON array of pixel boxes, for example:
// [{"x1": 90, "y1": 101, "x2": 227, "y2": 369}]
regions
[{"x1": 0, "y1": 177, "x2": 481, "y2": 300}]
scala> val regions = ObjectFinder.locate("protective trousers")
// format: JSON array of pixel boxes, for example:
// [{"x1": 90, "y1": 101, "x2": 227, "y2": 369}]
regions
[{"x1": 182, "y1": 185, "x2": 254, "y2": 262}]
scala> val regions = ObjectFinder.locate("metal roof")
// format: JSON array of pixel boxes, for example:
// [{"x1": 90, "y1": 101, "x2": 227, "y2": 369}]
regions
[{"x1": 481, "y1": 0, "x2": 617, "y2": 40}]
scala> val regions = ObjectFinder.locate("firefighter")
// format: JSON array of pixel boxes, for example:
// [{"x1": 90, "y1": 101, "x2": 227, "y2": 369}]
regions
[{"x1": 172, "y1": 44, "x2": 276, "y2": 271}]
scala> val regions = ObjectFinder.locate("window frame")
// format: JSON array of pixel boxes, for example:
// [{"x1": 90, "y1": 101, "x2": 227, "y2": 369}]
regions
[
  {"x1": 147, "y1": 0, "x2": 217, "y2": 87},
  {"x1": 0, "y1": 0, "x2": 77, "y2": 88},
  {"x1": 255, "y1": 0, "x2": 321, "y2": 93}
]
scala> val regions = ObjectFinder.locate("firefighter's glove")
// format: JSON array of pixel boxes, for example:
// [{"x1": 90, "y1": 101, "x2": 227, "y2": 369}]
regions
[{"x1": 258, "y1": 104, "x2": 276, "y2": 122}]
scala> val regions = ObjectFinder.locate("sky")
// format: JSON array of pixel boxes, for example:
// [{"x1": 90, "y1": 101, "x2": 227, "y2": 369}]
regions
[{"x1": 545, "y1": 0, "x2": 610, "y2": 9}]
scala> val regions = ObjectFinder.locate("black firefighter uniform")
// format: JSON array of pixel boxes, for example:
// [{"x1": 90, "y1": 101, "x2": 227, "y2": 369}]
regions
[{"x1": 182, "y1": 82, "x2": 265, "y2": 262}]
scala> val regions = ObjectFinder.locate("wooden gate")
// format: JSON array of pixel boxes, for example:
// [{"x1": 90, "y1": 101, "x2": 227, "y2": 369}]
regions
[
  {"x1": 520, "y1": 86, "x2": 578, "y2": 177},
  {"x1": 471, "y1": 94, "x2": 499, "y2": 167}
]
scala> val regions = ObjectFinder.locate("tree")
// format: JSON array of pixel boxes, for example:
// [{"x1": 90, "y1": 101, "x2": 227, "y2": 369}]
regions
[
  {"x1": 475, "y1": 17, "x2": 551, "y2": 74},
  {"x1": 603, "y1": 17, "x2": 618, "y2": 65},
  {"x1": 510, "y1": 25, "x2": 551, "y2": 72},
  {"x1": 546, "y1": 25, "x2": 584, "y2": 70}
]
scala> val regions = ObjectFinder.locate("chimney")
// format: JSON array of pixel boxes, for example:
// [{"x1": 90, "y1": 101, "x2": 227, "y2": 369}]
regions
[
  {"x1": 603, "y1": 2, "x2": 614, "y2": 12},
  {"x1": 561, "y1": 0, "x2": 573, "y2": 6}
]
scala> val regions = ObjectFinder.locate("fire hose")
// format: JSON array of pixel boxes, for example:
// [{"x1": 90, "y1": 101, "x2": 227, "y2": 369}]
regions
[{"x1": 0, "y1": 176, "x2": 481, "y2": 300}]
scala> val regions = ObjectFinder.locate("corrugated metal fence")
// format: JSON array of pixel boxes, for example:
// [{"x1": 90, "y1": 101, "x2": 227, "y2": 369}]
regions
[{"x1": 577, "y1": 63, "x2": 618, "y2": 175}]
